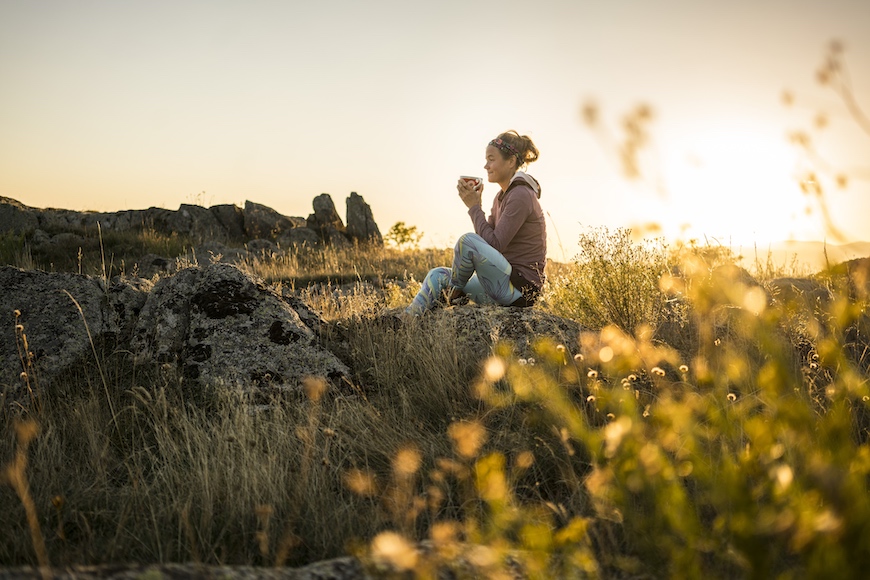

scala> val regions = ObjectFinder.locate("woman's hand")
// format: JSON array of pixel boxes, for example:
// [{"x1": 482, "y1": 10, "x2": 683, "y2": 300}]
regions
[{"x1": 457, "y1": 178, "x2": 483, "y2": 208}]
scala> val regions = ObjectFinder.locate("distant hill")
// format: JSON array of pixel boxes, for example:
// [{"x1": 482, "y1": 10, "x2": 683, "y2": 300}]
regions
[{"x1": 732, "y1": 241, "x2": 870, "y2": 274}]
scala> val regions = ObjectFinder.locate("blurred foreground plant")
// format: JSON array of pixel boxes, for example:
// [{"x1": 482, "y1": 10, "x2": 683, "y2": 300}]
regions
[{"x1": 467, "y1": 254, "x2": 870, "y2": 577}]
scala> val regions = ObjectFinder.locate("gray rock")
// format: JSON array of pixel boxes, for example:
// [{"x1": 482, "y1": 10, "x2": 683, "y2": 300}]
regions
[
  {"x1": 244, "y1": 201, "x2": 301, "y2": 240},
  {"x1": 0, "y1": 197, "x2": 39, "y2": 235},
  {"x1": 346, "y1": 192, "x2": 382, "y2": 245},
  {"x1": 134, "y1": 254, "x2": 176, "y2": 279},
  {"x1": 130, "y1": 263, "x2": 349, "y2": 392},
  {"x1": 322, "y1": 226, "x2": 352, "y2": 248},
  {"x1": 279, "y1": 227, "x2": 320, "y2": 248},
  {"x1": 49, "y1": 232, "x2": 87, "y2": 249},
  {"x1": 374, "y1": 305, "x2": 582, "y2": 362},
  {"x1": 209, "y1": 203, "x2": 246, "y2": 242},
  {"x1": 31, "y1": 229, "x2": 50, "y2": 245},
  {"x1": 0, "y1": 267, "x2": 151, "y2": 392},
  {"x1": 246, "y1": 238, "x2": 279, "y2": 255},
  {"x1": 307, "y1": 194, "x2": 345, "y2": 243}
]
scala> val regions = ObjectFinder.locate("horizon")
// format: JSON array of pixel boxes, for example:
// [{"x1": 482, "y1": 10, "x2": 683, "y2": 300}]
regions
[
  {"x1": 2, "y1": 1, "x2": 869, "y2": 262},
  {"x1": 4, "y1": 191, "x2": 868, "y2": 274}
]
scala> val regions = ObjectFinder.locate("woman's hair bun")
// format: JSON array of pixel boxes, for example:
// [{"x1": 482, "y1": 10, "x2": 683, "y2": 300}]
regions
[{"x1": 496, "y1": 130, "x2": 539, "y2": 167}]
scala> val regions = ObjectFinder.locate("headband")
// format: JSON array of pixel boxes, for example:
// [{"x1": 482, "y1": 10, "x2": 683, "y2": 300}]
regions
[{"x1": 489, "y1": 138, "x2": 522, "y2": 163}]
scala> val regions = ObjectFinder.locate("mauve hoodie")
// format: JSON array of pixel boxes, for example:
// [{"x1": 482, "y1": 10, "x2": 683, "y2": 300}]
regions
[{"x1": 467, "y1": 171, "x2": 547, "y2": 289}]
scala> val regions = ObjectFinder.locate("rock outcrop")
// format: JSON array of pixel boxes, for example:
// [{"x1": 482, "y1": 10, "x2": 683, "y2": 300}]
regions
[
  {"x1": 0, "y1": 264, "x2": 349, "y2": 398},
  {"x1": 0, "y1": 266, "x2": 151, "y2": 388},
  {"x1": 130, "y1": 263, "x2": 349, "y2": 391},
  {"x1": 0, "y1": 192, "x2": 384, "y2": 249},
  {"x1": 346, "y1": 191, "x2": 383, "y2": 244}
]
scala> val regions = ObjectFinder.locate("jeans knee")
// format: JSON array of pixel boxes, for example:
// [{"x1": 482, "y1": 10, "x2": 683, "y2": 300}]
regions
[
  {"x1": 454, "y1": 232, "x2": 479, "y2": 253},
  {"x1": 426, "y1": 266, "x2": 451, "y2": 282}
]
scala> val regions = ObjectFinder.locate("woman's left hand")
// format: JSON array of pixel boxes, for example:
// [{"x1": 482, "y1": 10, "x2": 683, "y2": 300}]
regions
[{"x1": 457, "y1": 178, "x2": 482, "y2": 208}]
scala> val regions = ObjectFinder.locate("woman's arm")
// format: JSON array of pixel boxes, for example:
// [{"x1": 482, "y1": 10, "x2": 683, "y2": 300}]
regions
[{"x1": 468, "y1": 187, "x2": 534, "y2": 253}]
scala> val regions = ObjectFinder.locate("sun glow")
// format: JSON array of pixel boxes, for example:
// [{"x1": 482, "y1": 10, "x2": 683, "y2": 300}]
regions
[{"x1": 657, "y1": 122, "x2": 821, "y2": 246}]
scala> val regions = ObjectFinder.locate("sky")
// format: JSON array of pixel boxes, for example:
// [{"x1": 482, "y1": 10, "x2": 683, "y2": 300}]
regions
[{"x1": 2, "y1": 0, "x2": 869, "y2": 261}]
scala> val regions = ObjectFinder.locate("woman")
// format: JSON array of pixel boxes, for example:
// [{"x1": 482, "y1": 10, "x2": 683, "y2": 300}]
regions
[{"x1": 406, "y1": 130, "x2": 546, "y2": 315}]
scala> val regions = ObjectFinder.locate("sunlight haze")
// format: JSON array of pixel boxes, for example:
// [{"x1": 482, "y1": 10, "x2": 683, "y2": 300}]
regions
[{"x1": 2, "y1": 0, "x2": 869, "y2": 262}]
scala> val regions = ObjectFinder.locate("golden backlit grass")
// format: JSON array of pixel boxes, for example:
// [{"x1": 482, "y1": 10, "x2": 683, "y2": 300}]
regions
[{"x1": 1, "y1": 230, "x2": 869, "y2": 577}]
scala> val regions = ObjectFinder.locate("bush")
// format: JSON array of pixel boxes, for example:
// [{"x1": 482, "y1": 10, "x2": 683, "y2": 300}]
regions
[{"x1": 543, "y1": 227, "x2": 671, "y2": 334}]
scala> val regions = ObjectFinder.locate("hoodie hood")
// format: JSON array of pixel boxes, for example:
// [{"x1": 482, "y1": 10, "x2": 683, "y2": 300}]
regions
[{"x1": 509, "y1": 171, "x2": 542, "y2": 198}]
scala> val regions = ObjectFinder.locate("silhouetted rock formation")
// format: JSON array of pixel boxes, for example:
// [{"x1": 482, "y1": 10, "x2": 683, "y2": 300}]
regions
[{"x1": 0, "y1": 193, "x2": 384, "y2": 248}]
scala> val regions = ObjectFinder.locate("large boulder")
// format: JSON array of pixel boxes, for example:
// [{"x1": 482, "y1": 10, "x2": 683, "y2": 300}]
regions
[
  {"x1": 365, "y1": 305, "x2": 581, "y2": 363},
  {"x1": 345, "y1": 192, "x2": 382, "y2": 245},
  {"x1": 307, "y1": 194, "x2": 350, "y2": 246},
  {"x1": 209, "y1": 204, "x2": 247, "y2": 242},
  {"x1": 130, "y1": 263, "x2": 349, "y2": 392},
  {"x1": 0, "y1": 197, "x2": 39, "y2": 235},
  {"x1": 243, "y1": 200, "x2": 305, "y2": 240},
  {"x1": 0, "y1": 267, "x2": 151, "y2": 392},
  {"x1": 278, "y1": 226, "x2": 320, "y2": 248}
]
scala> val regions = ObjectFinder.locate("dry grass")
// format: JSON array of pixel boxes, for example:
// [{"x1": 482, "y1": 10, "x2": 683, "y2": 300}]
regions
[{"x1": 2, "y1": 233, "x2": 869, "y2": 577}]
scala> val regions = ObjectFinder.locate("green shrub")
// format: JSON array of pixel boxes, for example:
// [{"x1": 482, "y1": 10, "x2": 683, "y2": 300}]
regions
[{"x1": 543, "y1": 226, "x2": 671, "y2": 334}]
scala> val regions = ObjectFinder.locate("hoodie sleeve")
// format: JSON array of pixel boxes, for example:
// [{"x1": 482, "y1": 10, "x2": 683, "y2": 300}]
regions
[{"x1": 468, "y1": 185, "x2": 534, "y2": 253}]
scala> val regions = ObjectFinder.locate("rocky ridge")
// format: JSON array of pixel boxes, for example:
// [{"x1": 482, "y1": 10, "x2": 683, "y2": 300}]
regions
[{"x1": 0, "y1": 192, "x2": 383, "y2": 249}]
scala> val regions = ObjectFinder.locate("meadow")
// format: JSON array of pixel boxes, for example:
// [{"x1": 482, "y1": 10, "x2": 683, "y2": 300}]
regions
[{"x1": 1, "y1": 227, "x2": 869, "y2": 578}]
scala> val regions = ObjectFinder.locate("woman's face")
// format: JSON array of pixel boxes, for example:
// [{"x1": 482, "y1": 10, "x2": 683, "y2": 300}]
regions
[{"x1": 484, "y1": 145, "x2": 516, "y2": 184}]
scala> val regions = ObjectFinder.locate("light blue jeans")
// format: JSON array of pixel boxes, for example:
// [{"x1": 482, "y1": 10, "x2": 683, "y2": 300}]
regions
[{"x1": 406, "y1": 232, "x2": 523, "y2": 315}]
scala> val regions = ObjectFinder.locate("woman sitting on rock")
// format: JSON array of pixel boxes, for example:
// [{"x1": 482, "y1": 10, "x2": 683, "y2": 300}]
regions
[{"x1": 406, "y1": 130, "x2": 546, "y2": 315}]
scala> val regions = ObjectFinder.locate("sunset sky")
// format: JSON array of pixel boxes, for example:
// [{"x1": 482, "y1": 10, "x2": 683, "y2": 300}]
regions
[{"x1": 2, "y1": 0, "x2": 868, "y2": 261}]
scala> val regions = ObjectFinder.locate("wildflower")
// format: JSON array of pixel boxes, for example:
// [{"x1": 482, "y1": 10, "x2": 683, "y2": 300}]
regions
[
  {"x1": 483, "y1": 357, "x2": 506, "y2": 382},
  {"x1": 518, "y1": 358, "x2": 528, "y2": 366},
  {"x1": 302, "y1": 376, "x2": 327, "y2": 402},
  {"x1": 556, "y1": 344, "x2": 566, "y2": 353},
  {"x1": 574, "y1": 353, "x2": 584, "y2": 363},
  {"x1": 774, "y1": 465, "x2": 793, "y2": 490},
  {"x1": 515, "y1": 451, "x2": 535, "y2": 469},
  {"x1": 604, "y1": 416, "x2": 631, "y2": 457},
  {"x1": 586, "y1": 395, "x2": 596, "y2": 403},
  {"x1": 679, "y1": 364, "x2": 689, "y2": 373},
  {"x1": 393, "y1": 447, "x2": 422, "y2": 477},
  {"x1": 527, "y1": 357, "x2": 536, "y2": 366},
  {"x1": 628, "y1": 374, "x2": 637, "y2": 382},
  {"x1": 448, "y1": 421, "x2": 487, "y2": 459},
  {"x1": 727, "y1": 393, "x2": 737, "y2": 402},
  {"x1": 371, "y1": 531, "x2": 418, "y2": 571},
  {"x1": 651, "y1": 367, "x2": 665, "y2": 377}
]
